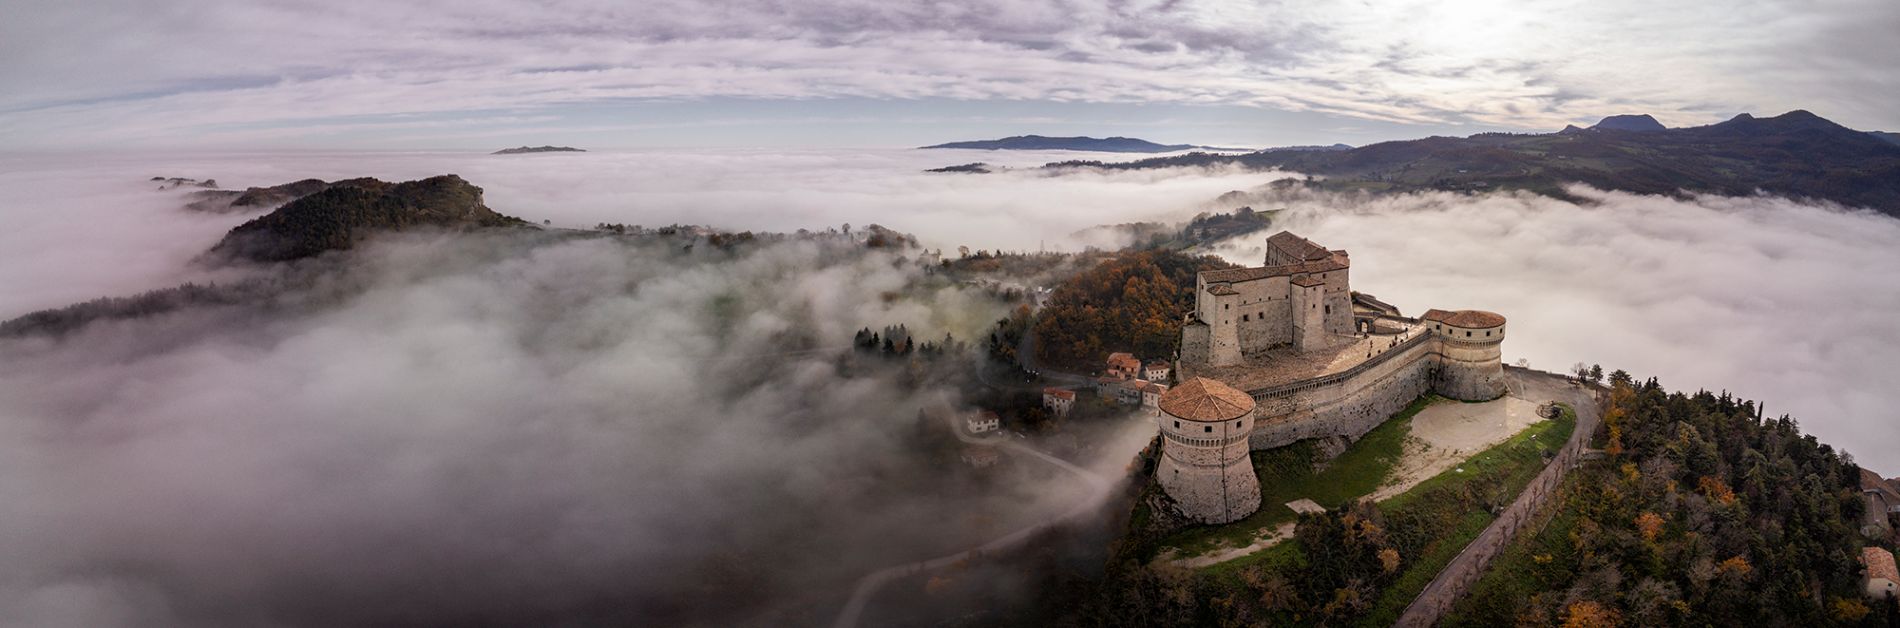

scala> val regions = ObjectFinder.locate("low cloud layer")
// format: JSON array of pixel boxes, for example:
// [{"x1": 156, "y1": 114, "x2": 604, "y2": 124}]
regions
[
  {"x1": 1210, "y1": 185, "x2": 1900, "y2": 473},
  {"x1": 0, "y1": 230, "x2": 1149, "y2": 626},
  {"x1": 0, "y1": 150, "x2": 1264, "y2": 318}
]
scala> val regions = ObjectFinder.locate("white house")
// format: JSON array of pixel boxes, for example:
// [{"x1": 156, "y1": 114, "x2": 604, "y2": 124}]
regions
[
  {"x1": 1143, "y1": 360, "x2": 1171, "y2": 383},
  {"x1": 1042, "y1": 387, "x2": 1076, "y2": 417},
  {"x1": 1140, "y1": 381, "x2": 1168, "y2": 411},
  {"x1": 966, "y1": 410, "x2": 1001, "y2": 435}
]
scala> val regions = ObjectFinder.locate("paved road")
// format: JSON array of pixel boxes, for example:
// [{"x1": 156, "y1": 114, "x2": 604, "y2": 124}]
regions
[
  {"x1": 829, "y1": 394, "x2": 1119, "y2": 628},
  {"x1": 1393, "y1": 368, "x2": 1603, "y2": 627}
]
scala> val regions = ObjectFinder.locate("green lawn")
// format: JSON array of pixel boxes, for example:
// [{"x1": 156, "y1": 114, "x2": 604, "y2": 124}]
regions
[{"x1": 1156, "y1": 396, "x2": 1439, "y2": 558}]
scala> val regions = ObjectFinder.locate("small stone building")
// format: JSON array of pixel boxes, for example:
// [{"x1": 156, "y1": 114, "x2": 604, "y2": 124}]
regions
[
  {"x1": 1144, "y1": 360, "x2": 1171, "y2": 383},
  {"x1": 1106, "y1": 352, "x2": 1142, "y2": 379},
  {"x1": 960, "y1": 446, "x2": 1000, "y2": 469},
  {"x1": 1864, "y1": 547, "x2": 1898, "y2": 600},
  {"x1": 1042, "y1": 387, "x2": 1076, "y2": 417},
  {"x1": 1155, "y1": 378, "x2": 1262, "y2": 524}
]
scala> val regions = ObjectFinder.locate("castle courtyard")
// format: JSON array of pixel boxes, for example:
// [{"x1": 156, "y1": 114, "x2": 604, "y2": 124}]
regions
[{"x1": 1178, "y1": 321, "x2": 1425, "y2": 393}]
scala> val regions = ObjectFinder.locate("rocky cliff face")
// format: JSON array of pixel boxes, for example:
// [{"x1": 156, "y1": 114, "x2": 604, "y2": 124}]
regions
[{"x1": 207, "y1": 174, "x2": 528, "y2": 263}]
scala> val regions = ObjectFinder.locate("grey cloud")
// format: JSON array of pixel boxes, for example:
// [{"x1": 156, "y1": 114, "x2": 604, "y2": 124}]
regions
[{"x1": 13, "y1": 0, "x2": 1895, "y2": 147}]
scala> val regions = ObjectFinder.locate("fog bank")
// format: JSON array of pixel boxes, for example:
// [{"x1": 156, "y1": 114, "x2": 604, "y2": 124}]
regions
[
  {"x1": 0, "y1": 232, "x2": 1146, "y2": 626},
  {"x1": 1210, "y1": 185, "x2": 1900, "y2": 473},
  {"x1": 0, "y1": 149, "x2": 1270, "y2": 318}
]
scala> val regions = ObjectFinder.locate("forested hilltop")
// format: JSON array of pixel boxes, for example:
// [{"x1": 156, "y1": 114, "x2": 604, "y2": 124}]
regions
[
  {"x1": 1447, "y1": 376, "x2": 1894, "y2": 626},
  {"x1": 1048, "y1": 110, "x2": 1900, "y2": 216},
  {"x1": 1030, "y1": 249, "x2": 1234, "y2": 372}
]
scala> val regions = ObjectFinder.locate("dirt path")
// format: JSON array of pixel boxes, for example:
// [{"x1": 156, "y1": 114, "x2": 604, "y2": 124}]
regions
[{"x1": 1370, "y1": 395, "x2": 1546, "y2": 502}]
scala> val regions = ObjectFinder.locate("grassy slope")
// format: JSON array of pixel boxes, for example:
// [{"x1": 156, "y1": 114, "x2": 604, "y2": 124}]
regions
[{"x1": 1353, "y1": 404, "x2": 1577, "y2": 626}]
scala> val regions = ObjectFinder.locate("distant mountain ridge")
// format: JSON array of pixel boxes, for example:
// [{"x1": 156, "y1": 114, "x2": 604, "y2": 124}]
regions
[
  {"x1": 1590, "y1": 114, "x2": 1666, "y2": 132},
  {"x1": 183, "y1": 178, "x2": 332, "y2": 213},
  {"x1": 921, "y1": 135, "x2": 1249, "y2": 153},
  {"x1": 493, "y1": 145, "x2": 585, "y2": 154},
  {"x1": 1046, "y1": 110, "x2": 1900, "y2": 216},
  {"x1": 208, "y1": 174, "x2": 529, "y2": 263}
]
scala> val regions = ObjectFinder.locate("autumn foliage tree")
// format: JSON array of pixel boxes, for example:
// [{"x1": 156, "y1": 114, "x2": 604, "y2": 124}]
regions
[{"x1": 1031, "y1": 250, "x2": 1234, "y2": 371}]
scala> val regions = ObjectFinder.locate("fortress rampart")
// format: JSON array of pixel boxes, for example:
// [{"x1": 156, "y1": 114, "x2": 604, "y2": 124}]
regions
[{"x1": 1244, "y1": 327, "x2": 1504, "y2": 449}]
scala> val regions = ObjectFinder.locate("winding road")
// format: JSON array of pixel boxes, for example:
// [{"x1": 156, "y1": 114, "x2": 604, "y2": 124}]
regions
[{"x1": 829, "y1": 394, "x2": 1124, "y2": 628}]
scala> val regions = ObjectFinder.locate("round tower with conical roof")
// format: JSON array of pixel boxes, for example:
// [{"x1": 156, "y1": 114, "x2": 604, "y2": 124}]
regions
[{"x1": 1156, "y1": 377, "x2": 1262, "y2": 524}]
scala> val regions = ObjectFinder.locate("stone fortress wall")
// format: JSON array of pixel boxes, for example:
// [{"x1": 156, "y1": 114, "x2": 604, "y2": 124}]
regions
[{"x1": 1244, "y1": 327, "x2": 1505, "y2": 449}]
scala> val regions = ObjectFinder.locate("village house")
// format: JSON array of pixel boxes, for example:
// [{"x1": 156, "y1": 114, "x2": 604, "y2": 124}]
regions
[
  {"x1": 960, "y1": 446, "x2": 1000, "y2": 469},
  {"x1": 1140, "y1": 381, "x2": 1168, "y2": 412},
  {"x1": 1864, "y1": 547, "x2": 1898, "y2": 600},
  {"x1": 965, "y1": 410, "x2": 1000, "y2": 435},
  {"x1": 1042, "y1": 387, "x2": 1076, "y2": 417},
  {"x1": 1093, "y1": 376, "x2": 1120, "y2": 398},
  {"x1": 1105, "y1": 352, "x2": 1142, "y2": 379},
  {"x1": 1118, "y1": 379, "x2": 1150, "y2": 405},
  {"x1": 1143, "y1": 360, "x2": 1171, "y2": 383}
]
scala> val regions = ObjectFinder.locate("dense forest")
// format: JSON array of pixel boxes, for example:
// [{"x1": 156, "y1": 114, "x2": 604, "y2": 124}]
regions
[
  {"x1": 1447, "y1": 375, "x2": 1894, "y2": 626},
  {"x1": 1030, "y1": 250, "x2": 1234, "y2": 371}
]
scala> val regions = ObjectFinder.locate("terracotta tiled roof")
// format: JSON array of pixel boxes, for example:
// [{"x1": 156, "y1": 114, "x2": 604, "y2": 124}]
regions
[
  {"x1": 1266, "y1": 231, "x2": 1332, "y2": 261},
  {"x1": 1291, "y1": 276, "x2": 1324, "y2": 288},
  {"x1": 1206, "y1": 283, "x2": 1238, "y2": 295},
  {"x1": 1865, "y1": 547, "x2": 1899, "y2": 582},
  {"x1": 1201, "y1": 257, "x2": 1347, "y2": 283},
  {"x1": 1158, "y1": 377, "x2": 1255, "y2": 421},
  {"x1": 1142, "y1": 382, "x2": 1168, "y2": 394},
  {"x1": 1422, "y1": 309, "x2": 1506, "y2": 328},
  {"x1": 1043, "y1": 387, "x2": 1076, "y2": 400}
]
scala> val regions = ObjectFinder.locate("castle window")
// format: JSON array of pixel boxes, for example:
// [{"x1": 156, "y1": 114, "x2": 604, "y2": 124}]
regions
[
  {"x1": 1466, "y1": 331, "x2": 1472, "y2": 337},
  {"x1": 1242, "y1": 314, "x2": 1249, "y2": 322},
  {"x1": 1485, "y1": 330, "x2": 1491, "y2": 336},
  {"x1": 1204, "y1": 426, "x2": 1213, "y2": 433},
  {"x1": 1173, "y1": 420, "x2": 1180, "y2": 428},
  {"x1": 1235, "y1": 420, "x2": 1242, "y2": 428}
]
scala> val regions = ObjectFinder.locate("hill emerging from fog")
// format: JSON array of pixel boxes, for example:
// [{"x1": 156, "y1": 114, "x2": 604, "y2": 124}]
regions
[
  {"x1": 1050, "y1": 111, "x2": 1900, "y2": 216},
  {"x1": 208, "y1": 174, "x2": 529, "y2": 263},
  {"x1": 921, "y1": 135, "x2": 1248, "y2": 153},
  {"x1": 492, "y1": 145, "x2": 585, "y2": 154}
]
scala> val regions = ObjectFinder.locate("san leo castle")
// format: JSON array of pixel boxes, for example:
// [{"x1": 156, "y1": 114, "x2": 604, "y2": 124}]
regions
[{"x1": 1161, "y1": 231, "x2": 1508, "y2": 524}]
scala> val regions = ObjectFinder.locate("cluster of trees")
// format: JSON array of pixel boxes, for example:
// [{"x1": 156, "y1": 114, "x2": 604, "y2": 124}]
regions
[
  {"x1": 1451, "y1": 377, "x2": 1890, "y2": 626},
  {"x1": 985, "y1": 305, "x2": 1034, "y2": 365},
  {"x1": 853, "y1": 324, "x2": 963, "y2": 359},
  {"x1": 1031, "y1": 250, "x2": 1234, "y2": 371}
]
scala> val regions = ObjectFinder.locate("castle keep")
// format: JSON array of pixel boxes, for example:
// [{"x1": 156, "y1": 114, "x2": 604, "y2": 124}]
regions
[{"x1": 1160, "y1": 231, "x2": 1508, "y2": 522}]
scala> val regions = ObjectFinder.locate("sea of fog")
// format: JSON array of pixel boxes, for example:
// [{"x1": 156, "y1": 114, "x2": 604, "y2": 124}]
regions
[{"x1": 1, "y1": 147, "x2": 1898, "y2": 624}]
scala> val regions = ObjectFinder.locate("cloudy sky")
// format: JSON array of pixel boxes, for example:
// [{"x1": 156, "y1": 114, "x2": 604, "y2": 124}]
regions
[{"x1": 2, "y1": 0, "x2": 1895, "y2": 150}]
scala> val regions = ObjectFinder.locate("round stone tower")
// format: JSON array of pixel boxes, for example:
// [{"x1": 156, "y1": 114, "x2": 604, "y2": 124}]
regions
[
  {"x1": 1423, "y1": 309, "x2": 1508, "y2": 401},
  {"x1": 1156, "y1": 377, "x2": 1262, "y2": 524}
]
